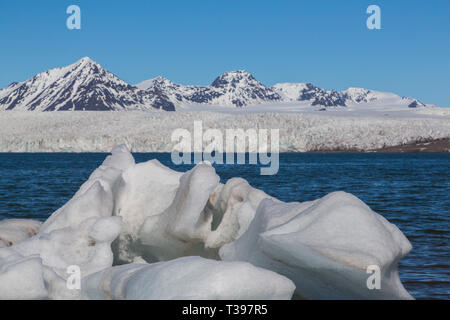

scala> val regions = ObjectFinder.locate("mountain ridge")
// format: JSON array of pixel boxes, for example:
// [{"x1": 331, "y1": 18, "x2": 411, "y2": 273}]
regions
[{"x1": 0, "y1": 57, "x2": 434, "y2": 111}]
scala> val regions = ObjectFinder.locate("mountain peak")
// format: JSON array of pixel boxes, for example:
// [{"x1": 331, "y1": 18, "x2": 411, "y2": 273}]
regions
[
  {"x1": 77, "y1": 56, "x2": 95, "y2": 63},
  {"x1": 0, "y1": 57, "x2": 178, "y2": 111},
  {"x1": 344, "y1": 87, "x2": 370, "y2": 94},
  {"x1": 136, "y1": 76, "x2": 175, "y2": 90},
  {"x1": 71, "y1": 57, "x2": 101, "y2": 70},
  {"x1": 0, "y1": 59, "x2": 435, "y2": 111},
  {"x1": 152, "y1": 75, "x2": 168, "y2": 81},
  {"x1": 222, "y1": 70, "x2": 251, "y2": 75},
  {"x1": 211, "y1": 70, "x2": 258, "y2": 88},
  {"x1": 149, "y1": 76, "x2": 173, "y2": 85},
  {"x1": 216, "y1": 70, "x2": 254, "y2": 79}
]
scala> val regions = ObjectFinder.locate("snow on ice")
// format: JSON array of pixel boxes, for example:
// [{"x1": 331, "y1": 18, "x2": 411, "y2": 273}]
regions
[
  {"x1": 0, "y1": 145, "x2": 414, "y2": 299},
  {"x1": 0, "y1": 109, "x2": 448, "y2": 152}
]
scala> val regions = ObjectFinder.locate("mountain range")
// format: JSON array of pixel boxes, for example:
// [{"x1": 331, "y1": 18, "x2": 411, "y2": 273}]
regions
[{"x1": 0, "y1": 57, "x2": 433, "y2": 111}]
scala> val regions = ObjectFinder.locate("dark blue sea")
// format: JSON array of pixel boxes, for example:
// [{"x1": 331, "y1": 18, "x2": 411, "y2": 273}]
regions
[{"x1": 0, "y1": 153, "x2": 448, "y2": 299}]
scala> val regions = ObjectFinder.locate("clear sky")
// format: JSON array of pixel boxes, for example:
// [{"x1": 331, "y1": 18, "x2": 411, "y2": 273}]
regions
[{"x1": 0, "y1": 0, "x2": 449, "y2": 107}]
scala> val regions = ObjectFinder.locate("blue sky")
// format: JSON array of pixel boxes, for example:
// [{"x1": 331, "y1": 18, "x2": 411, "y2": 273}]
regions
[{"x1": 0, "y1": 0, "x2": 449, "y2": 107}]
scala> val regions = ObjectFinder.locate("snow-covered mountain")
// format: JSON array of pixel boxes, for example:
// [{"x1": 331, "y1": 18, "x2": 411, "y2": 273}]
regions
[
  {"x1": 136, "y1": 76, "x2": 202, "y2": 106},
  {"x1": 273, "y1": 83, "x2": 430, "y2": 108},
  {"x1": 0, "y1": 57, "x2": 175, "y2": 111},
  {"x1": 138, "y1": 74, "x2": 431, "y2": 109},
  {"x1": 273, "y1": 83, "x2": 346, "y2": 107},
  {"x1": 342, "y1": 87, "x2": 427, "y2": 108},
  {"x1": 0, "y1": 57, "x2": 435, "y2": 111},
  {"x1": 136, "y1": 70, "x2": 281, "y2": 107},
  {"x1": 207, "y1": 70, "x2": 281, "y2": 106}
]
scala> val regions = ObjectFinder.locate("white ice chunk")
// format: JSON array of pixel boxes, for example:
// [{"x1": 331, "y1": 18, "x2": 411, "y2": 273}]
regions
[
  {"x1": 139, "y1": 163, "x2": 220, "y2": 261},
  {"x1": 81, "y1": 263, "x2": 148, "y2": 300},
  {"x1": 102, "y1": 144, "x2": 136, "y2": 172},
  {"x1": 205, "y1": 178, "x2": 275, "y2": 249},
  {"x1": 81, "y1": 256, "x2": 295, "y2": 300},
  {"x1": 0, "y1": 146, "x2": 415, "y2": 300},
  {"x1": 40, "y1": 181, "x2": 113, "y2": 234},
  {"x1": 0, "y1": 219, "x2": 41, "y2": 247},
  {"x1": 112, "y1": 159, "x2": 182, "y2": 263},
  {"x1": 220, "y1": 191, "x2": 413, "y2": 300},
  {"x1": 5, "y1": 216, "x2": 122, "y2": 280},
  {"x1": 0, "y1": 255, "x2": 48, "y2": 300},
  {"x1": 40, "y1": 145, "x2": 134, "y2": 233}
]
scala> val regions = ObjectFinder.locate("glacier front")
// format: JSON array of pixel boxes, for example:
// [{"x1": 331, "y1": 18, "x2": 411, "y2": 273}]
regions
[{"x1": 0, "y1": 109, "x2": 449, "y2": 152}]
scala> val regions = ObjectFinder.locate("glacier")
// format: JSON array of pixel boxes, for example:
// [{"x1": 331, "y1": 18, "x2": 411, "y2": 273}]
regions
[
  {"x1": 0, "y1": 145, "x2": 414, "y2": 299},
  {"x1": 0, "y1": 109, "x2": 448, "y2": 153}
]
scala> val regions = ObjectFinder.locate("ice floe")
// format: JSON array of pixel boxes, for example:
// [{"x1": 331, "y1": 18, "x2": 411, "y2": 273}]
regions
[
  {"x1": 0, "y1": 145, "x2": 413, "y2": 299},
  {"x1": 81, "y1": 256, "x2": 295, "y2": 300},
  {"x1": 219, "y1": 193, "x2": 413, "y2": 299},
  {"x1": 0, "y1": 219, "x2": 41, "y2": 247}
]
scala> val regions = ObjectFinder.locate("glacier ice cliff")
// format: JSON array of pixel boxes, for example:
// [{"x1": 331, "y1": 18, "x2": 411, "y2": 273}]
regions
[{"x1": 0, "y1": 111, "x2": 449, "y2": 152}]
